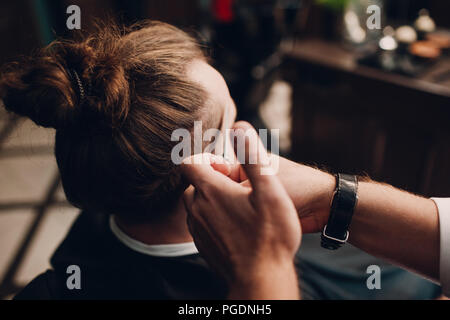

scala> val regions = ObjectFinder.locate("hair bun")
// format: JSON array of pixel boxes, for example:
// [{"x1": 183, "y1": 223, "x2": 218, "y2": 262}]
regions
[{"x1": 0, "y1": 39, "x2": 130, "y2": 130}]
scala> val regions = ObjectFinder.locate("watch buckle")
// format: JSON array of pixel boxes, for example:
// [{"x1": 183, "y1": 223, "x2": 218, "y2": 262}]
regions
[{"x1": 322, "y1": 224, "x2": 349, "y2": 244}]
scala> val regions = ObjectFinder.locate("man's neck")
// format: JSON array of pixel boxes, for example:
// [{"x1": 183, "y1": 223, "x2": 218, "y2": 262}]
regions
[{"x1": 114, "y1": 199, "x2": 194, "y2": 245}]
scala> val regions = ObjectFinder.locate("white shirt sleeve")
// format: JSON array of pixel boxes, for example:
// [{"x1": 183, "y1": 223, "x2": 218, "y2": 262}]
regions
[{"x1": 431, "y1": 197, "x2": 450, "y2": 296}]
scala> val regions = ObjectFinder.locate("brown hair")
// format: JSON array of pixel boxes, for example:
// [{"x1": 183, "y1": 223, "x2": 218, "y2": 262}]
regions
[{"x1": 0, "y1": 21, "x2": 210, "y2": 222}]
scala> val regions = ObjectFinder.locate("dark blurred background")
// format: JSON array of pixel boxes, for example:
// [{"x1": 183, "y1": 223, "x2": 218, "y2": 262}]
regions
[{"x1": 0, "y1": 0, "x2": 449, "y2": 299}]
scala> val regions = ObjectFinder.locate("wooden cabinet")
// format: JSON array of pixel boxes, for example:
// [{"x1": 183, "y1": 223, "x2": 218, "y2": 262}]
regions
[{"x1": 283, "y1": 38, "x2": 450, "y2": 196}]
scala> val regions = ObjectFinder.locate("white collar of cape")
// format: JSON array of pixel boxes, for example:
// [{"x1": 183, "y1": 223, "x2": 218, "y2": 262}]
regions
[{"x1": 109, "y1": 215, "x2": 199, "y2": 257}]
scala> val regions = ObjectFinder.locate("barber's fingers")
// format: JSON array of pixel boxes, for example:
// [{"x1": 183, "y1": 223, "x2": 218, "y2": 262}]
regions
[
  {"x1": 181, "y1": 153, "x2": 239, "y2": 212},
  {"x1": 232, "y1": 121, "x2": 284, "y2": 195},
  {"x1": 210, "y1": 159, "x2": 232, "y2": 177},
  {"x1": 212, "y1": 157, "x2": 247, "y2": 183},
  {"x1": 181, "y1": 153, "x2": 230, "y2": 189}
]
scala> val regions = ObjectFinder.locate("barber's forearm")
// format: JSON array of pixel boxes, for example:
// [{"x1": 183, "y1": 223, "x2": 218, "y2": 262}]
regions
[
  {"x1": 277, "y1": 157, "x2": 440, "y2": 280},
  {"x1": 274, "y1": 157, "x2": 440, "y2": 281},
  {"x1": 348, "y1": 181, "x2": 440, "y2": 281}
]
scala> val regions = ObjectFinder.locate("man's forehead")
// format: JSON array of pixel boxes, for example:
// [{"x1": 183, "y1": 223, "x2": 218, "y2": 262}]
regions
[
  {"x1": 187, "y1": 59, "x2": 230, "y2": 128},
  {"x1": 187, "y1": 60, "x2": 230, "y2": 106}
]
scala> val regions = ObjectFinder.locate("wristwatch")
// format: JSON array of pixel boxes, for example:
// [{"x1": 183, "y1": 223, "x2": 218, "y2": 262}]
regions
[{"x1": 321, "y1": 173, "x2": 358, "y2": 250}]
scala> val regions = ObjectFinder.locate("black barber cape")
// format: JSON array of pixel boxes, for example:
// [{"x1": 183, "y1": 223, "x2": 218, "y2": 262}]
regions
[
  {"x1": 15, "y1": 211, "x2": 439, "y2": 300},
  {"x1": 15, "y1": 212, "x2": 228, "y2": 300}
]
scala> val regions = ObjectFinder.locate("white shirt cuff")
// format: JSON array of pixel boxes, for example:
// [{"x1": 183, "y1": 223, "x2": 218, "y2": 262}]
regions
[{"x1": 431, "y1": 197, "x2": 450, "y2": 297}]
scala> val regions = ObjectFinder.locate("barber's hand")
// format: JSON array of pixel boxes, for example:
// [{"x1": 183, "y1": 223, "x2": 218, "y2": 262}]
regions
[
  {"x1": 181, "y1": 127, "x2": 301, "y2": 300},
  {"x1": 230, "y1": 122, "x2": 336, "y2": 234}
]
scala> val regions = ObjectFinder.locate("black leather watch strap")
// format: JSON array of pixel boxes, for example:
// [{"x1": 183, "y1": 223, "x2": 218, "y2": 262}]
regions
[{"x1": 321, "y1": 173, "x2": 358, "y2": 250}]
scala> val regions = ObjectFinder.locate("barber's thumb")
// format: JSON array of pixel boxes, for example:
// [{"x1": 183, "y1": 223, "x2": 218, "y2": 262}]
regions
[{"x1": 231, "y1": 123, "x2": 278, "y2": 193}]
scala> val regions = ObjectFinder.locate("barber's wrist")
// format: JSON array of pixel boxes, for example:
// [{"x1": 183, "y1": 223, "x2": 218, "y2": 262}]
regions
[
  {"x1": 297, "y1": 171, "x2": 335, "y2": 232},
  {"x1": 229, "y1": 259, "x2": 299, "y2": 299},
  {"x1": 232, "y1": 251, "x2": 294, "y2": 282},
  {"x1": 316, "y1": 172, "x2": 335, "y2": 228}
]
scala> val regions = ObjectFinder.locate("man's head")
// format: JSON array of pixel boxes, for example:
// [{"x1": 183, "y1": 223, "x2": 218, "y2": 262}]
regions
[{"x1": 0, "y1": 20, "x2": 236, "y2": 222}]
